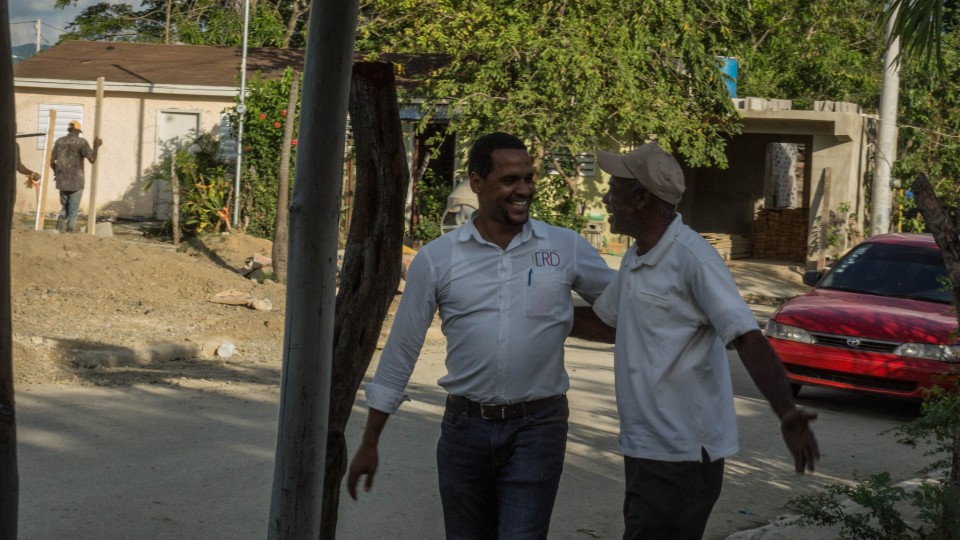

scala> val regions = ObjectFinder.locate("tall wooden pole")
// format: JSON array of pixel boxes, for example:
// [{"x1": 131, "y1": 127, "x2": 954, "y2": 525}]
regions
[
  {"x1": 0, "y1": 0, "x2": 21, "y2": 535},
  {"x1": 87, "y1": 77, "x2": 104, "y2": 235},
  {"x1": 35, "y1": 109, "x2": 56, "y2": 231},
  {"x1": 267, "y1": 1, "x2": 359, "y2": 538}
]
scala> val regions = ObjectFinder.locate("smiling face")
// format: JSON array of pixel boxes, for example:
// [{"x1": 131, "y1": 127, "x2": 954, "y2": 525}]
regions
[
  {"x1": 602, "y1": 176, "x2": 643, "y2": 237},
  {"x1": 471, "y1": 148, "x2": 536, "y2": 231}
]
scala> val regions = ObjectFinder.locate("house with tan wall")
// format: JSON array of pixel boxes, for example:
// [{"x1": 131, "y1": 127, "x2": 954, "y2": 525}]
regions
[
  {"x1": 14, "y1": 41, "x2": 306, "y2": 221},
  {"x1": 14, "y1": 40, "x2": 450, "y2": 234}
]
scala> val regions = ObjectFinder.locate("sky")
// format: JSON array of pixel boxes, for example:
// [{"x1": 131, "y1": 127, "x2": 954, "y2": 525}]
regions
[{"x1": 8, "y1": 0, "x2": 127, "y2": 48}]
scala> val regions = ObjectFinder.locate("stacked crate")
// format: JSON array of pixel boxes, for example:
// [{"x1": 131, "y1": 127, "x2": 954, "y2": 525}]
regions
[{"x1": 753, "y1": 208, "x2": 808, "y2": 262}]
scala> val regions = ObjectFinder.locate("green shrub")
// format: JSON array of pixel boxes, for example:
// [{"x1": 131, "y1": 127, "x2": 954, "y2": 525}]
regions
[{"x1": 789, "y1": 387, "x2": 959, "y2": 539}]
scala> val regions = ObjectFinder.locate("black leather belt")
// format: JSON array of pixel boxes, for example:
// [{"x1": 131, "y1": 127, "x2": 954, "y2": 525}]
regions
[{"x1": 447, "y1": 394, "x2": 565, "y2": 421}]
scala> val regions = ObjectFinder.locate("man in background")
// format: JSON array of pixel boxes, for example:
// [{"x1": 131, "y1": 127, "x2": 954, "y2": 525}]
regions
[{"x1": 50, "y1": 120, "x2": 101, "y2": 233}]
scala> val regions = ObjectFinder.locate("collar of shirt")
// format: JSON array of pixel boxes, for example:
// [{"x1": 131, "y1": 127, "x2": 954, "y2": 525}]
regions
[
  {"x1": 457, "y1": 216, "x2": 547, "y2": 248},
  {"x1": 627, "y1": 213, "x2": 684, "y2": 271}
]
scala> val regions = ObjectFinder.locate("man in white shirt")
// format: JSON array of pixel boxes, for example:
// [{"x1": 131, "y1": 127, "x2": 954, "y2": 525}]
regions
[
  {"x1": 571, "y1": 141, "x2": 820, "y2": 540},
  {"x1": 347, "y1": 132, "x2": 616, "y2": 539}
]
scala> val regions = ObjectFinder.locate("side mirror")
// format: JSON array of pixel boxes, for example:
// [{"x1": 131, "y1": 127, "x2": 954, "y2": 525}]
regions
[{"x1": 802, "y1": 270, "x2": 823, "y2": 287}]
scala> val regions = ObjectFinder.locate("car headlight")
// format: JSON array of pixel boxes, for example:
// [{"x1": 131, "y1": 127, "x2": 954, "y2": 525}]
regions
[
  {"x1": 893, "y1": 343, "x2": 960, "y2": 363},
  {"x1": 764, "y1": 320, "x2": 815, "y2": 344}
]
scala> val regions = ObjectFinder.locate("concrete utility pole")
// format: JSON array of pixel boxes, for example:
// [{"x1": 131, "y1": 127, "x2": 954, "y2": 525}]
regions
[
  {"x1": 872, "y1": 6, "x2": 900, "y2": 236},
  {"x1": 267, "y1": 0, "x2": 359, "y2": 538}
]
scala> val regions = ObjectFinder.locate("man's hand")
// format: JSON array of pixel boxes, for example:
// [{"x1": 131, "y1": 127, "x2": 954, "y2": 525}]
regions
[
  {"x1": 781, "y1": 407, "x2": 820, "y2": 473},
  {"x1": 23, "y1": 173, "x2": 40, "y2": 188},
  {"x1": 347, "y1": 442, "x2": 379, "y2": 500},
  {"x1": 93, "y1": 138, "x2": 103, "y2": 149}
]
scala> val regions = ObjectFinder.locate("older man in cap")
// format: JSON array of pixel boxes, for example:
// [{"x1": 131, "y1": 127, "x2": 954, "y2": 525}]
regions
[
  {"x1": 50, "y1": 119, "x2": 102, "y2": 233},
  {"x1": 571, "y1": 141, "x2": 820, "y2": 540}
]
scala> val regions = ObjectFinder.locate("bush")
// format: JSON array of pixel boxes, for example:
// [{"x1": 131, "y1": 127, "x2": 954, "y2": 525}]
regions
[
  {"x1": 147, "y1": 133, "x2": 233, "y2": 236},
  {"x1": 788, "y1": 387, "x2": 959, "y2": 539}
]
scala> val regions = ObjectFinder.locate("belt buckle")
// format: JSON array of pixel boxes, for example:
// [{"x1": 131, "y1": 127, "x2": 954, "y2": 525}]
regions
[{"x1": 480, "y1": 403, "x2": 504, "y2": 420}]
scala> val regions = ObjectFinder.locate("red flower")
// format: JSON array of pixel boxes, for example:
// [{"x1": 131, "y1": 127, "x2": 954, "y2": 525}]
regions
[
  {"x1": 281, "y1": 109, "x2": 287, "y2": 116},
  {"x1": 244, "y1": 145, "x2": 251, "y2": 151},
  {"x1": 274, "y1": 122, "x2": 281, "y2": 128},
  {"x1": 259, "y1": 113, "x2": 266, "y2": 120},
  {"x1": 292, "y1": 138, "x2": 298, "y2": 146}
]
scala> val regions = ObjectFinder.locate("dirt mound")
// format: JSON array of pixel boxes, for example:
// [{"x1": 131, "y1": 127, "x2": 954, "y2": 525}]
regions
[{"x1": 11, "y1": 221, "x2": 287, "y2": 387}]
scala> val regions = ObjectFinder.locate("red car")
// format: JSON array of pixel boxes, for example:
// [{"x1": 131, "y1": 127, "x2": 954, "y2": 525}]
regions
[{"x1": 764, "y1": 233, "x2": 960, "y2": 400}]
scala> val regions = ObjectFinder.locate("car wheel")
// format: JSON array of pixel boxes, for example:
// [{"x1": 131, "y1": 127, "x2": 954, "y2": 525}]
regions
[{"x1": 790, "y1": 383, "x2": 802, "y2": 397}]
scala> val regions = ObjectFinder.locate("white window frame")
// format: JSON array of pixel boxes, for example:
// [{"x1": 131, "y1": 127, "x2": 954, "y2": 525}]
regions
[{"x1": 36, "y1": 103, "x2": 83, "y2": 150}]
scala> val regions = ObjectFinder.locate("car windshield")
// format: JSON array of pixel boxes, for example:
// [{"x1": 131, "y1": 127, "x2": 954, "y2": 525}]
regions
[{"x1": 818, "y1": 242, "x2": 952, "y2": 304}]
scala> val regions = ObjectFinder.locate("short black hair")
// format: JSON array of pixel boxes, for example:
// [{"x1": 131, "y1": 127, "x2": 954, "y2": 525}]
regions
[{"x1": 468, "y1": 132, "x2": 527, "y2": 179}]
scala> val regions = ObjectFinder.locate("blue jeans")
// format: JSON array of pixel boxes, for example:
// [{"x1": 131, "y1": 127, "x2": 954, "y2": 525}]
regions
[
  {"x1": 58, "y1": 189, "x2": 83, "y2": 232},
  {"x1": 437, "y1": 395, "x2": 568, "y2": 540}
]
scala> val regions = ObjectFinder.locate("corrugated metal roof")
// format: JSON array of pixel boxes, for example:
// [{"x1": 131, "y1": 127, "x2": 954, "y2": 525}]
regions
[{"x1": 14, "y1": 40, "x2": 447, "y2": 89}]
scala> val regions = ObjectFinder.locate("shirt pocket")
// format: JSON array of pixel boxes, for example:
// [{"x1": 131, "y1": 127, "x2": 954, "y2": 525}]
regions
[
  {"x1": 525, "y1": 271, "x2": 568, "y2": 319},
  {"x1": 630, "y1": 288, "x2": 674, "y2": 327}
]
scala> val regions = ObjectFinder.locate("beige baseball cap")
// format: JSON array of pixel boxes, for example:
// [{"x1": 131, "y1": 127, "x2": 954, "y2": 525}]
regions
[
  {"x1": 68, "y1": 120, "x2": 83, "y2": 132},
  {"x1": 597, "y1": 141, "x2": 685, "y2": 204}
]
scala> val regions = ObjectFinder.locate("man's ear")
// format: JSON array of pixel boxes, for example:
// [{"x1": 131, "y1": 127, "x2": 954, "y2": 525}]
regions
[
  {"x1": 469, "y1": 171, "x2": 483, "y2": 194},
  {"x1": 633, "y1": 187, "x2": 652, "y2": 209}
]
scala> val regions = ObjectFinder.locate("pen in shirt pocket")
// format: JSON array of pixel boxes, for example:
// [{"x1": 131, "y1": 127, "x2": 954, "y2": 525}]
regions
[{"x1": 528, "y1": 268, "x2": 532, "y2": 286}]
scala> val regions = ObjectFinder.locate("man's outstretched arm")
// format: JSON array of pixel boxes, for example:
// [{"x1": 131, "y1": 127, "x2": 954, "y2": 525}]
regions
[{"x1": 732, "y1": 330, "x2": 820, "y2": 473}]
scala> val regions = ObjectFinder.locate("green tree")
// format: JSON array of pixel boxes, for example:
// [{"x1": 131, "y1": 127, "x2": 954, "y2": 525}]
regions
[
  {"x1": 224, "y1": 68, "x2": 301, "y2": 238},
  {"x1": 357, "y1": 0, "x2": 744, "y2": 187},
  {"x1": 54, "y1": 0, "x2": 302, "y2": 47},
  {"x1": 731, "y1": 0, "x2": 885, "y2": 109}
]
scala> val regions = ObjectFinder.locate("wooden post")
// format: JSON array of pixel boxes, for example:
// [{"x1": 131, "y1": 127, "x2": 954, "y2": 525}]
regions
[
  {"x1": 1, "y1": 1, "x2": 21, "y2": 534},
  {"x1": 35, "y1": 108, "x2": 56, "y2": 231},
  {"x1": 318, "y1": 61, "x2": 411, "y2": 539},
  {"x1": 87, "y1": 76, "x2": 104, "y2": 235},
  {"x1": 170, "y1": 156, "x2": 180, "y2": 246},
  {"x1": 268, "y1": 1, "x2": 359, "y2": 538},
  {"x1": 817, "y1": 167, "x2": 832, "y2": 271}
]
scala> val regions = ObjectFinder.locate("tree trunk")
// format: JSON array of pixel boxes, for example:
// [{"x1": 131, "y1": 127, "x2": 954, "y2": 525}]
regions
[
  {"x1": 170, "y1": 157, "x2": 180, "y2": 246},
  {"x1": 272, "y1": 71, "x2": 299, "y2": 283},
  {"x1": 267, "y1": 1, "x2": 358, "y2": 538},
  {"x1": 909, "y1": 173, "x2": 960, "y2": 538},
  {"x1": 283, "y1": 0, "x2": 308, "y2": 48},
  {"x1": 317, "y1": 60, "x2": 410, "y2": 540},
  {"x1": 0, "y1": 1, "x2": 19, "y2": 536}
]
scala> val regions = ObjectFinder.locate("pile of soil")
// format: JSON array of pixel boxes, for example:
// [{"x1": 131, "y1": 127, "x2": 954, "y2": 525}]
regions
[{"x1": 11, "y1": 218, "x2": 290, "y2": 388}]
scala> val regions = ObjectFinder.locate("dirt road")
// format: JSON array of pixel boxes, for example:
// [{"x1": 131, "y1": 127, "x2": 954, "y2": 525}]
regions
[{"x1": 9, "y1": 223, "x2": 935, "y2": 539}]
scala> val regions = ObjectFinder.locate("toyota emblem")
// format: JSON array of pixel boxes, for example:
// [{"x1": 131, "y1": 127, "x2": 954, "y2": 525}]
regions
[{"x1": 846, "y1": 338, "x2": 861, "y2": 348}]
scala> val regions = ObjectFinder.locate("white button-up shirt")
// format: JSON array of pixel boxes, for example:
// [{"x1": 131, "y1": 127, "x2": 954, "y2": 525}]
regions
[
  {"x1": 365, "y1": 218, "x2": 616, "y2": 413},
  {"x1": 593, "y1": 215, "x2": 758, "y2": 462}
]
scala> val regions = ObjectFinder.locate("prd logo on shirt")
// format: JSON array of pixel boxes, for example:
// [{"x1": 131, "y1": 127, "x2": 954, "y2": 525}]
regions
[{"x1": 533, "y1": 250, "x2": 560, "y2": 267}]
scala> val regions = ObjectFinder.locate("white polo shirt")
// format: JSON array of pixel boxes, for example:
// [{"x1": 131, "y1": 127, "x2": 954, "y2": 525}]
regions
[
  {"x1": 593, "y1": 215, "x2": 758, "y2": 462},
  {"x1": 365, "y1": 217, "x2": 616, "y2": 414}
]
